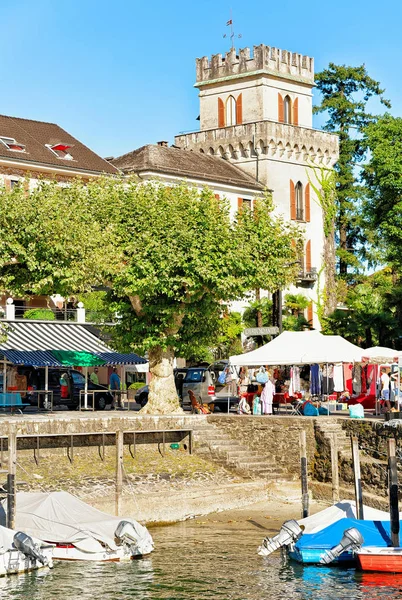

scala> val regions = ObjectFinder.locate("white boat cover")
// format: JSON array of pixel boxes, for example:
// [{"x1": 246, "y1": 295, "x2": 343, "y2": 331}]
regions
[
  {"x1": 298, "y1": 500, "x2": 398, "y2": 534},
  {"x1": 230, "y1": 331, "x2": 363, "y2": 367},
  {"x1": 0, "y1": 491, "x2": 153, "y2": 554}
]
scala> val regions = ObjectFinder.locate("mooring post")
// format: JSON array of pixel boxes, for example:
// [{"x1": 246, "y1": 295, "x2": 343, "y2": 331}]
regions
[
  {"x1": 387, "y1": 437, "x2": 400, "y2": 547},
  {"x1": 351, "y1": 435, "x2": 364, "y2": 520},
  {"x1": 115, "y1": 430, "x2": 124, "y2": 517},
  {"x1": 7, "y1": 428, "x2": 17, "y2": 530},
  {"x1": 330, "y1": 432, "x2": 340, "y2": 503},
  {"x1": 300, "y1": 429, "x2": 309, "y2": 518}
]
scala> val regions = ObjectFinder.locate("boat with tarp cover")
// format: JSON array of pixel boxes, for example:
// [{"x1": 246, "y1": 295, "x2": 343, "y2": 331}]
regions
[{"x1": 0, "y1": 491, "x2": 154, "y2": 562}]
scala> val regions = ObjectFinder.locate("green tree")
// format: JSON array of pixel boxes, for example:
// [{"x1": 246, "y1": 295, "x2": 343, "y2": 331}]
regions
[
  {"x1": 0, "y1": 179, "x2": 114, "y2": 296},
  {"x1": 314, "y1": 64, "x2": 390, "y2": 277},
  {"x1": 324, "y1": 270, "x2": 399, "y2": 347},
  {"x1": 104, "y1": 180, "x2": 243, "y2": 414},
  {"x1": 362, "y1": 114, "x2": 402, "y2": 270}
]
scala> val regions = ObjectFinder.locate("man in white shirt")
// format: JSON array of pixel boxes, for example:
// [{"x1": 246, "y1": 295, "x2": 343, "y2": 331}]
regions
[{"x1": 380, "y1": 368, "x2": 391, "y2": 411}]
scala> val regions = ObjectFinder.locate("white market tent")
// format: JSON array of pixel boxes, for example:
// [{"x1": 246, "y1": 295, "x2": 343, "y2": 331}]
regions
[
  {"x1": 361, "y1": 346, "x2": 401, "y2": 364},
  {"x1": 229, "y1": 330, "x2": 363, "y2": 367}
]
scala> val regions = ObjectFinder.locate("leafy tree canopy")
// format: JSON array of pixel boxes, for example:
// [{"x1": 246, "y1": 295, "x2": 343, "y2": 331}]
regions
[
  {"x1": 314, "y1": 63, "x2": 390, "y2": 276},
  {"x1": 0, "y1": 179, "x2": 115, "y2": 297},
  {"x1": 362, "y1": 114, "x2": 402, "y2": 269}
]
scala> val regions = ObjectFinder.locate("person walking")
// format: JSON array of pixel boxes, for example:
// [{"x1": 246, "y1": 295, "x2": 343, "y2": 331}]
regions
[
  {"x1": 109, "y1": 367, "x2": 121, "y2": 409},
  {"x1": 380, "y1": 367, "x2": 391, "y2": 412},
  {"x1": 90, "y1": 368, "x2": 99, "y2": 385}
]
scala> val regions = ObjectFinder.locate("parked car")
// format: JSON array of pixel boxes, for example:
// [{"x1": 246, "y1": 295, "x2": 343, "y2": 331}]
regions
[
  {"x1": 182, "y1": 363, "x2": 239, "y2": 413},
  {"x1": 135, "y1": 368, "x2": 188, "y2": 408},
  {"x1": 19, "y1": 367, "x2": 113, "y2": 410}
]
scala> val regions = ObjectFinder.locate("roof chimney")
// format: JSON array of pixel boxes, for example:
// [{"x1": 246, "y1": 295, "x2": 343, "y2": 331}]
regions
[{"x1": 157, "y1": 141, "x2": 169, "y2": 147}]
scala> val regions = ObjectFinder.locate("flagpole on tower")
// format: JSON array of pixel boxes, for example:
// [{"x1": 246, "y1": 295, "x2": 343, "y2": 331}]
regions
[{"x1": 223, "y1": 10, "x2": 242, "y2": 51}]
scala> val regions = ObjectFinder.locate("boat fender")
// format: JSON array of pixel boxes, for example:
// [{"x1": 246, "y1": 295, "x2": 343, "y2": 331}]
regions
[
  {"x1": 320, "y1": 527, "x2": 364, "y2": 564},
  {"x1": 115, "y1": 520, "x2": 139, "y2": 545},
  {"x1": 258, "y1": 520, "x2": 303, "y2": 556},
  {"x1": 13, "y1": 531, "x2": 48, "y2": 566}
]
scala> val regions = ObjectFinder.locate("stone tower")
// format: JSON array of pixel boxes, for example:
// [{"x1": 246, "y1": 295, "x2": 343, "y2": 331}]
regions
[{"x1": 175, "y1": 44, "x2": 339, "y2": 329}]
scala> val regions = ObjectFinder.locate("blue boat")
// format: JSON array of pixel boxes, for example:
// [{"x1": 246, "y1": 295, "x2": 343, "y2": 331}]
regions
[{"x1": 288, "y1": 518, "x2": 392, "y2": 565}]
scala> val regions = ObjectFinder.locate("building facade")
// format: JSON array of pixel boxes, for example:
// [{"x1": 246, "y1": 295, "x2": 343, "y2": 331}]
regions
[
  {"x1": 111, "y1": 141, "x2": 264, "y2": 218},
  {"x1": 175, "y1": 44, "x2": 339, "y2": 328}
]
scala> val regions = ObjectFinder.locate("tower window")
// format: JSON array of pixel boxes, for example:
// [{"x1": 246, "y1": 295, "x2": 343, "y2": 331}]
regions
[
  {"x1": 226, "y1": 96, "x2": 236, "y2": 126},
  {"x1": 218, "y1": 94, "x2": 243, "y2": 128},
  {"x1": 295, "y1": 182, "x2": 304, "y2": 220},
  {"x1": 284, "y1": 96, "x2": 292, "y2": 125}
]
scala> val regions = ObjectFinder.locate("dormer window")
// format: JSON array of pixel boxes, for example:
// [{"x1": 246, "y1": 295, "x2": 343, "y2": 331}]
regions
[
  {"x1": 46, "y1": 143, "x2": 73, "y2": 160},
  {"x1": 0, "y1": 136, "x2": 26, "y2": 152}
]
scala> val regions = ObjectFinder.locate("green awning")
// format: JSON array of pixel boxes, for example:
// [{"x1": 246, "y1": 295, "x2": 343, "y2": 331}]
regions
[{"x1": 51, "y1": 350, "x2": 105, "y2": 367}]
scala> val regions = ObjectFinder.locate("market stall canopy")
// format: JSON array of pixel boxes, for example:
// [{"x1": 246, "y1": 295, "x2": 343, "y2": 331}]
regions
[
  {"x1": 230, "y1": 330, "x2": 363, "y2": 367},
  {"x1": 1, "y1": 349, "x2": 62, "y2": 367},
  {"x1": 96, "y1": 352, "x2": 146, "y2": 366},
  {"x1": 0, "y1": 321, "x2": 146, "y2": 366},
  {"x1": 301, "y1": 335, "x2": 363, "y2": 364},
  {"x1": 361, "y1": 346, "x2": 401, "y2": 364},
  {"x1": 51, "y1": 350, "x2": 105, "y2": 367}
]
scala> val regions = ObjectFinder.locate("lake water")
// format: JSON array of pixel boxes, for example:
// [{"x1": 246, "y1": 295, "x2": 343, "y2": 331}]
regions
[{"x1": 0, "y1": 507, "x2": 402, "y2": 600}]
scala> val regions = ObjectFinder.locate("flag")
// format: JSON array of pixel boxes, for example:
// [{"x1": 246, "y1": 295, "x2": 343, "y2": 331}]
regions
[{"x1": 226, "y1": 19, "x2": 232, "y2": 25}]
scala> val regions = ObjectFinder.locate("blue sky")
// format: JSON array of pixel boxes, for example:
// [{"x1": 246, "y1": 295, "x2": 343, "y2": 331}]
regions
[{"x1": 1, "y1": 0, "x2": 401, "y2": 158}]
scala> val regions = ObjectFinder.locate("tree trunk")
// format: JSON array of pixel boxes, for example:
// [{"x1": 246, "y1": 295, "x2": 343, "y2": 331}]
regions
[
  {"x1": 324, "y1": 221, "x2": 337, "y2": 316},
  {"x1": 255, "y1": 288, "x2": 262, "y2": 328},
  {"x1": 365, "y1": 327, "x2": 373, "y2": 348},
  {"x1": 140, "y1": 346, "x2": 183, "y2": 415}
]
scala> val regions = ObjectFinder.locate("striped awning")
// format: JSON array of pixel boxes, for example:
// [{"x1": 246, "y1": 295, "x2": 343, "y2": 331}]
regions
[
  {"x1": 0, "y1": 321, "x2": 146, "y2": 366},
  {"x1": 0, "y1": 321, "x2": 111, "y2": 352},
  {"x1": 1, "y1": 350, "x2": 63, "y2": 367},
  {"x1": 97, "y1": 352, "x2": 147, "y2": 366}
]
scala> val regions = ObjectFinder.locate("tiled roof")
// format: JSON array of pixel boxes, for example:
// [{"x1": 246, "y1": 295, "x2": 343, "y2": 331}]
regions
[
  {"x1": 0, "y1": 114, "x2": 117, "y2": 175},
  {"x1": 111, "y1": 144, "x2": 264, "y2": 190}
]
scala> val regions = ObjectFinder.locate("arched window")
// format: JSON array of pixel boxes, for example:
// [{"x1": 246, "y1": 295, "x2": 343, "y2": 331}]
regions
[
  {"x1": 225, "y1": 95, "x2": 236, "y2": 126},
  {"x1": 284, "y1": 95, "x2": 292, "y2": 124},
  {"x1": 295, "y1": 182, "x2": 304, "y2": 220}
]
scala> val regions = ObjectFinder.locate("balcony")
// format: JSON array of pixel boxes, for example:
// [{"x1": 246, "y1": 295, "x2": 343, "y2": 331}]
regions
[
  {"x1": 297, "y1": 267, "x2": 318, "y2": 287},
  {"x1": 0, "y1": 299, "x2": 117, "y2": 324}
]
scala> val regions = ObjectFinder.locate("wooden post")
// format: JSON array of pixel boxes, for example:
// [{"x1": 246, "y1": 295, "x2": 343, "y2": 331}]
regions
[
  {"x1": 115, "y1": 430, "x2": 124, "y2": 517},
  {"x1": 387, "y1": 437, "x2": 400, "y2": 547},
  {"x1": 351, "y1": 436, "x2": 364, "y2": 520},
  {"x1": 330, "y1": 432, "x2": 340, "y2": 503},
  {"x1": 300, "y1": 430, "x2": 309, "y2": 518},
  {"x1": 7, "y1": 429, "x2": 17, "y2": 530}
]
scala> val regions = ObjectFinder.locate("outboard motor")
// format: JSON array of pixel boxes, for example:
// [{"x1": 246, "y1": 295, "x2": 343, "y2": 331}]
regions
[
  {"x1": 13, "y1": 532, "x2": 48, "y2": 566},
  {"x1": 115, "y1": 520, "x2": 139, "y2": 545},
  {"x1": 115, "y1": 520, "x2": 154, "y2": 556},
  {"x1": 320, "y1": 527, "x2": 364, "y2": 564},
  {"x1": 258, "y1": 520, "x2": 303, "y2": 556}
]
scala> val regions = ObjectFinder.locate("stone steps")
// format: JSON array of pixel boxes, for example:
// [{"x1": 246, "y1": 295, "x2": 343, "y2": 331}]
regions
[
  {"x1": 191, "y1": 421, "x2": 292, "y2": 481},
  {"x1": 315, "y1": 421, "x2": 352, "y2": 458}
]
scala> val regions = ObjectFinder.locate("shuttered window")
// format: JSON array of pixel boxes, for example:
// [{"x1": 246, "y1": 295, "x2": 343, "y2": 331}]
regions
[
  {"x1": 305, "y1": 183, "x2": 311, "y2": 222},
  {"x1": 307, "y1": 302, "x2": 313, "y2": 324},
  {"x1": 293, "y1": 97, "x2": 299, "y2": 126},
  {"x1": 278, "y1": 93, "x2": 284, "y2": 123},
  {"x1": 306, "y1": 240, "x2": 312, "y2": 272},
  {"x1": 218, "y1": 98, "x2": 225, "y2": 128},
  {"x1": 284, "y1": 96, "x2": 292, "y2": 124},
  {"x1": 290, "y1": 180, "x2": 296, "y2": 220},
  {"x1": 236, "y1": 93, "x2": 243, "y2": 125},
  {"x1": 238, "y1": 197, "x2": 243, "y2": 210}
]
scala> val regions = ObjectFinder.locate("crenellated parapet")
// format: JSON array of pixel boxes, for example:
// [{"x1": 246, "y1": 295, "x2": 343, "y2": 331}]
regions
[
  {"x1": 196, "y1": 45, "x2": 314, "y2": 85},
  {"x1": 175, "y1": 121, "x2": 338, "y2": 167}
]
